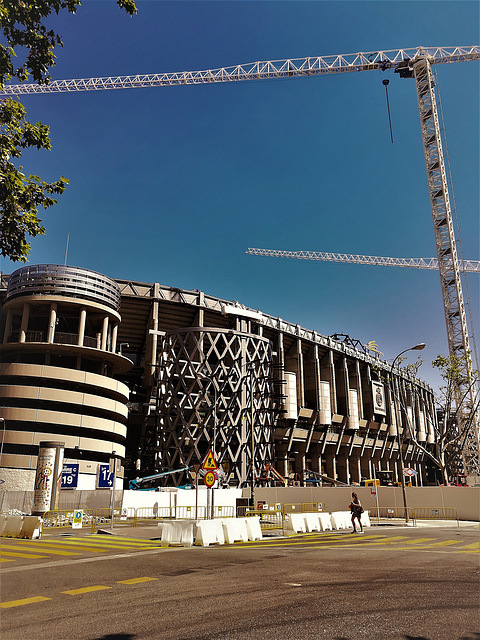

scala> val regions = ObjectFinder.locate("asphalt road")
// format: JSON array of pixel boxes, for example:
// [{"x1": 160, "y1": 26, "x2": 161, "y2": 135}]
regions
[{"x1": 1, "y1": 526, "x2": 479, "y2": 640}]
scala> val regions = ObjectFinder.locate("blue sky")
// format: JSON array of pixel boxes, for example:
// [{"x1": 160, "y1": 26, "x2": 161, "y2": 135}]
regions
[{"x1": 1, "y1": 1, "x2": 479, "y2": 392}]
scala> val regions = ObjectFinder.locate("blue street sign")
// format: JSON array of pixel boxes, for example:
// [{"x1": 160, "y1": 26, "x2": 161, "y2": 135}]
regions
[
  {"x1": 61, "y1": 463, "x2": 79, "y2": 489},
  {"x1": 98, "y1": 464, "x2": 114, "y2": 488}
]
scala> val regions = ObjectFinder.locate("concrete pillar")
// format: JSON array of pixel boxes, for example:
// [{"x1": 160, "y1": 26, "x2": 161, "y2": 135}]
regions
[
  {"x1": 111, "y1": 323, "x2": 118, "y2": 353},
  {"x1": 101, "y1": 316, "x2": 109, "y2": 351},
  {"x1": 19, "y1": 303, "x2": 30, "y2": 343},
  {"x1": 350, "y1": 456, "x2": 361, "y2": 484},
  {"x1": 336, "y1": 456, "x2": 348, "y2": 484},
  {"x1": 324, "y1": 449, "x2": 336, "y2": 480},
  {"x1": 77, "y1": 308, "x2": 87, "y2": 347},
  {"x1": 360, "y1": 456, "x2": 370, "y2": 483},
  {"x1": 47, "y1": 303, "x2": 57, "y2": 344}
]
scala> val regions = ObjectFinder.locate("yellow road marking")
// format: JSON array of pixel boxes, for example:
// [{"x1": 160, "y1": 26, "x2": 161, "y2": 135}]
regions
[
  {"x1": 0, "y1": 551, "x2": 48, "y2": 559},
  {"x1": 71, "y1": 536, "x2": 163, "y2": 546},
  {"x1": 0, "y1": 558, "x2": 15, "y2": 563},
  {"x1": 0, "y1": 543, "x2": 80, "y2": 556},
  {"x1": 0, "y1": 596, "x2": 51, "y2": 608},
  {"x1": 117, "y1": 577, "x2": 158, "y2": 584},
  {"x1": 58, "y1": 537, "x2": 162, "y2": 550},
  {"x1": 460, "y1": 542, "x2": 480, "y2": 549},
  {"x1": 8, "y1": 541, "x2": 113, "y2": 553},
  {"x1": 400, "y1": 538, "x2": 436, "y2": 544},
  {"x1": 423, "y1": 540, "x2": 461, "y2": 547},
  {"x1": 61, "y1": 585, "x2": 111, "y2": 595}
]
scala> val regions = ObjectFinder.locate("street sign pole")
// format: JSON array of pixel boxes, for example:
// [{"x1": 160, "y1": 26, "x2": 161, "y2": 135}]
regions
[{"x1": 109, "y1": 452, "x2": 117, "y2": 530}]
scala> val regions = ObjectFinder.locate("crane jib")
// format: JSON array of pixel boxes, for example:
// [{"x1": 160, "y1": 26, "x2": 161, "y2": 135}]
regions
[{"x1": 1, "y1": 45, "x2": 479, "y2": 95}]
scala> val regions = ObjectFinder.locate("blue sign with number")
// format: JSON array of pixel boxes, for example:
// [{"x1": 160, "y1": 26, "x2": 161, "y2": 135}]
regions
[
  {"x1": 98, "y1": 464, "x2": 114, "y2": 488},
  {"x1": 61, "y1": 463, "x2": 79, "y2": 489}
]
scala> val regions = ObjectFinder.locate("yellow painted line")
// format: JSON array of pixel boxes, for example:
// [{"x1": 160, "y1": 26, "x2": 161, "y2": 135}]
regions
[
  {"x1": 71, "y1": 536, "x2": 163, "y2": 545},
  {"x1": 32, "y1": 538, "x2": 156, "y2": 551},
  {"x1": 117, "y1": 577, "x2": 159, "y2": 585},
  {"x1": 0, "y1": 551, "x2": 48, "y2": 559},
  {"x1": 0, "y1": 596, "x2": 51, "y2": 609},
  {"x1": 61, "y1": 585, "x2": 112, "y2": 595},
  {"x1": 423, "y1": 540, "x2": 461, "y2": 548},
  {"x1": 400, "y1": 538, "x2": 436, "y2": 545},
  {"x1": 0, "y1": 543, "x2": 80, "y2": 556},
  {"x1": 460, "y1": 542, "x2": 480, "y2": 550},
  {"x1": 65, "y1": 537, "x2": 162, "y2": 549},
  {"x1": 0, "y1": 558, "x2": 15, "y2": 563},
  {"x1": 9, "y1": 541, "x2": 111, "y2": 553}
]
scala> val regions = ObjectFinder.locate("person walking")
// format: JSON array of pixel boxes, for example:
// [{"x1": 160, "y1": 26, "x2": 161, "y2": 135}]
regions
[{"x1": 350, "y1": 492, "x2": 364, "y2": 533}]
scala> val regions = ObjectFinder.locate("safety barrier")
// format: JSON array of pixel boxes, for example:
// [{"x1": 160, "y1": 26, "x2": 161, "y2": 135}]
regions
[
  {"x1": 0, "y1": 515, "x2": 42, "y2": 539},
  {"x1": 412, "y1": 507, "x2": 459, "y2": 527},
  {"x1": 369, "y1": 506, "x2": 415, "y2": 522},
  {"x1": 244, "y1": 508, "x2": 285, "y2": 535},
  {"x1": 42, "y1": 509, "x2": 96, "y2": 533}
]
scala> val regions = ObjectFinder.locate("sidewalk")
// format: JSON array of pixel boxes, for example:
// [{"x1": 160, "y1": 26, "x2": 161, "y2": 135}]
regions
[{"x1": 41, "y1": 518, "x2": 480, "y2": 541}]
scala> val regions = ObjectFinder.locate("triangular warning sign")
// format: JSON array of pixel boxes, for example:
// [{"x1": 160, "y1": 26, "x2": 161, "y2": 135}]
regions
[{"x1": 202, "y1": 449, "x2": 218, "y2": 471}]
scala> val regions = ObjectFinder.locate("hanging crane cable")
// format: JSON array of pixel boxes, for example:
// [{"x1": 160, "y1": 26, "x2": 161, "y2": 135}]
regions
[{"x1": 382, "y1": 78, "x2": 394, "y2": 143}]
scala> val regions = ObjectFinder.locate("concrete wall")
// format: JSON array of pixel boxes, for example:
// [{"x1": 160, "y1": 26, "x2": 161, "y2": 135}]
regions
[{"x1": 254, "y1": 486, "x2": 480, "y2": 521}]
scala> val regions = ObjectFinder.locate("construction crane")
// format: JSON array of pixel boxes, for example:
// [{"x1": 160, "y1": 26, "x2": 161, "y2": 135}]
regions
[
  {"x1": 2, "y1": 45, "x2": 479, "y2": 475},
  {"x1": 246, "y1": 248, "x2": 480, "y2": 273}
]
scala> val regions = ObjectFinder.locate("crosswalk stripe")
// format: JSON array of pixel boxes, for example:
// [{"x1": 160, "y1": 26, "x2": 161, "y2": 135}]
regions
[
  {"x1": 0, "y1": 596, "x2": 51, "y2": 608},
  {"x1": 117, "y1": 577, "x2": 158, "y2": 584},
  {"x1": 61, "y1": 586, "x2": 111, "y2": 595},
  {"x1": 400, "y1": 538, "x2": 436, "y2": 544},
  {"x1": 0, "y1": 551, "x2": 48, "y2": 559},
  {"x1": 0, "y1": 544, "x2": 80, "y2": 556}
]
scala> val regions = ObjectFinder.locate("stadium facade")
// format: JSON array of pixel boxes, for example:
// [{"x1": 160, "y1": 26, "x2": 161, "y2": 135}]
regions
[{"x1": 0, "y1": 264, "x2": 438, "y2": 491}]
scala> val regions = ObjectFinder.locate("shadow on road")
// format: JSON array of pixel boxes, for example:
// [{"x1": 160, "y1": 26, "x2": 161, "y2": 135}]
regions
[{"x1": 91, "y1": 635, "x2": 136, "y2": 640}]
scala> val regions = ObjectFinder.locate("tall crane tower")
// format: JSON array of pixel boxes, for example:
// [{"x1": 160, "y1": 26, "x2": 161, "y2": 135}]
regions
[{"x1": 2, "y1": 45, "x2": 479, "y2": 475}]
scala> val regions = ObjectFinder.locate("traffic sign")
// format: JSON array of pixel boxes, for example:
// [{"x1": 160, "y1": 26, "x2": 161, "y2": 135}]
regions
[
  {"x1": 202, "y1": 450, "x2": 218, "y2": 471},
  {"x1": 204, "y1": 470, "x2": 216, "y2": 487},
  {"x1": 72, "y1": 510, "x2": 83, "y2": 529},
  {"x1": 61, "y1": 463, "x2": 79, "y2": 489},
  {"x1": 97, "y1": 464, "x2": 114, "y2": 488}
]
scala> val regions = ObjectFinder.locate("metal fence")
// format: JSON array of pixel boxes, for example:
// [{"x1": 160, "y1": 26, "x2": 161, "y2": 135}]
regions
[
  {"x1": 243, "y1": 508, "x2": 285, "y2": 535},
  {"x1": 368, "y1": 506, "x2": 415, "y2": 522},
  {"x1": 42, "y1": 509, "x2": 96, "y2": 533},
  {"x1": 412, "y1": 507, "x2": 459, "y2": 527}
]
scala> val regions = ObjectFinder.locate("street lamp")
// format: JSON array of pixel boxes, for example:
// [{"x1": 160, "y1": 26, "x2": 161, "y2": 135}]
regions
[
  {"x1": 391, "y1": 343, "x2": 426, "y2": 523},
  {"x1": 0, "y1": 417, "x2": 5, "y2": 466}
]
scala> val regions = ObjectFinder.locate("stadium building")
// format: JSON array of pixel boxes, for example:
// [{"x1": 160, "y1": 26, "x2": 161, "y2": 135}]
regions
[{"x1": 0, "y1": 264, "x2": 438, "y2": 491}]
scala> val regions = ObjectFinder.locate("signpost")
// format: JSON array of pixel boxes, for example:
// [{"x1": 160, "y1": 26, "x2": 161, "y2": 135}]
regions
[{"x1": 202, "y1": 450, "x2": 218, "y2": 518}]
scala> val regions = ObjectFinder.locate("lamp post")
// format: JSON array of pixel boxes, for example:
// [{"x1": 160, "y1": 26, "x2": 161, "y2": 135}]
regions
[
  {"x1": 391, "y1": 343, "x2": 426, "y2": 523},
  {"x1": 0, "y1": 418, "x2": 5, "y2": 465}
]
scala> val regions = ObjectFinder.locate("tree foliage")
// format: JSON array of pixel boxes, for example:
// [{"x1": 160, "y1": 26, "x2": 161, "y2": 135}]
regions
[{"x1": 0, "y1": 0, "x2": 136, "y2": 262}]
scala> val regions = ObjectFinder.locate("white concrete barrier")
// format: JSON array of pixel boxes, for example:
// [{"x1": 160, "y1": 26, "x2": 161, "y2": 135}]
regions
[
  {"x1": 3, "y1": 516, "x2": 24, "y2": 538},
  {"x1": 285, "y1": 513, "x2": 307, "y2": 533},
  {"x1": 244, "y1": 516, "x2": 262, "y2": 541},
  {"x1": 304, "y1": 512, "x2": 322, "y2": 532},
  {"x1": 222, "y1": 518, "x2": 249, "y2": 543},
  {"x1": 0, "y1": 515, "x2": 7, "y2": 536},
  {"x1": 331, "y1": 512, "x2": 349, "y2": 530},
  {"x1": 362, "y1": 510, "x2": 371, "y2": 528},
  {"x1": 318, "y1": 513, "x2": 333, "y2": 531},
  {"x1": 19, "y1": 516, "x2": 42, "y2": 540},
  {"x1": 194, "y1": 520, "x2": 225, "y2": 546},
  {"x1": 161, "y1": 520, "x2": 195, "y2": 546}
]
